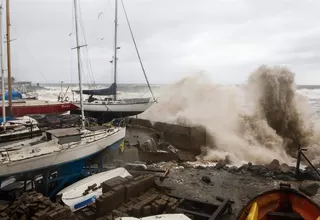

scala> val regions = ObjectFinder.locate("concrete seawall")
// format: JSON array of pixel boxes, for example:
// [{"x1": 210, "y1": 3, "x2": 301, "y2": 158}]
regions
[{"x1": 126, "y1": 118, "x2": 209, "y2": 155}]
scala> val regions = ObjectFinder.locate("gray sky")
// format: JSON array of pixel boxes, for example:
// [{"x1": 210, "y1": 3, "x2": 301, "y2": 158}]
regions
[{"x1": 4, "y1": 0, "x2": 320, "y2": 84}]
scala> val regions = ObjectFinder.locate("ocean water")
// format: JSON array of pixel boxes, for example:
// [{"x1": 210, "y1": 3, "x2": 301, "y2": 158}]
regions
[{"x1": 35, "y1": 67, "x2": 320, "y2": 166}]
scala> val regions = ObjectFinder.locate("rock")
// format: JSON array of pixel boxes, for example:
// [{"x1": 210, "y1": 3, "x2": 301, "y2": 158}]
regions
[
  {"x1": 197, "y1": 165, "x2": 207, "y2": 170},
  {"x1": 237, "y1": 169, "x2": 247, "y2": 175},
  {"x1": 237, "y1": 164, "x2": 249, "y2": 173},
  {"x1": 262, "y1": 172, "x2": 273, "y2": 178},
  {"x1": 248, "y1": 165, "x2": 261, "y2": 174},
  {"x1": 247, "y1": 162, "x2": 252, "y2": 167},
  {"x1": 229, "y1": 166, "x2": 238, "y2": 174},
  {"x1": 299, "y1": 182, "x2": 320, "y2": 196},
  {"x1": 258, "y1": 167, "x2": 269, "y2": 175},
  {"x1": 280, "y1": 163, "x2": 290, "y2": 174},
  {"x1": 201, "y1": 176, "x2": 211, "y2": 184},
  {"x1": 215, "y1": 161, "x2": 226, "y2": 170},
  {"x1": 180, "y1": 162, "x2": 193, "y2": 169},
  {"x1": 276, "y1": 174, "x2": 296, "y2": 181},
  {"x1": 266, "y1": 159, "x2": 280, "y2": 172},
  {"x1": 301, "y1": 167, "x2": 319, "y2": 180},
  {"x1": 248, "y1": 165, "x2": 268, "y2": 176},
  {"x1": 223, "y1": 166, "x2": 230, "y2": 172}
]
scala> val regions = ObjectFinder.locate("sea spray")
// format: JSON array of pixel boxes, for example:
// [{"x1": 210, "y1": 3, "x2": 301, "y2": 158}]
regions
[
  {"x1": 140, "y1": 65, "x2": 317, "y2": 165},
  {"x1": 247, "y1": 65, "x2": 313, "y2": 156}
]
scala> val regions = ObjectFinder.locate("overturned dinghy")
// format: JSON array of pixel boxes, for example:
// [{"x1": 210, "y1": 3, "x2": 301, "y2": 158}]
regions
[
  {"x1": 237, "y1": 183, "x2": 320, "y2": 220},
  {"x1": 56, "y1": 167, "x2": 131, "y2": 212}
]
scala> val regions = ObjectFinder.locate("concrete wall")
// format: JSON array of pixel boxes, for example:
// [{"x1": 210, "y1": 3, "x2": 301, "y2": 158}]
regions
[{"x1": 126, "y1": 118, "x2": 208, "y2": 155}]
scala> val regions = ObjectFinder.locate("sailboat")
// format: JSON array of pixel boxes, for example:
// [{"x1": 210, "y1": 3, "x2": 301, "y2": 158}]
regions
[
  {"x1": 0, "y1": 0, "x2": 77, "y2": 119},
  {"x1": 71, "y1": 0, "x2": 156, "y2": 122},
  {"x1": 0, "y1": 1, "x2": 41, "y2": 143},
  {"x1": 0, "y1": 0, "x2": 126, "y2": 181}
]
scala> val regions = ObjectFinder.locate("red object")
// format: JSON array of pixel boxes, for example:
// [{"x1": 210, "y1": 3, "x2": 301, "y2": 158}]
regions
[{"x1": 0, "y1": 100, "x2": 79, "y2": 117}]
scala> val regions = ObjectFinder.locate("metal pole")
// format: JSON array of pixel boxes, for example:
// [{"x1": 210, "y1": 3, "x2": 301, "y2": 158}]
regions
[
  {"x1": 5, "y1": 0, "x2": 12, "y2": 115},
  {"x1": 295, "y1": 149, "x2": 301, "y2": 179},
  {"x1": 73, "y1": 0, "x2": 85, "y2": 128},
  {"x1": 113, "y1": 0, "x2": 118, "y2": 101},
  {"x1": 0, "y1": 2, "x2": 6, "y2": 131}
]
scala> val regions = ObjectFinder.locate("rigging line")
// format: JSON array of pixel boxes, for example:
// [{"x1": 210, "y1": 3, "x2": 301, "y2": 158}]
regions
[
  {"x1": 77, "y1": 0, "x2": 96, "y2": 88},
  {"x1": 11, "y1": 26, "x2": 47, "y2": 82},
  {"x1": 120, "y1": 0, "x2": 156, "y2": 102},
  {"x1": 77, "y1": 1, "x2": 93, "y2": 86}
]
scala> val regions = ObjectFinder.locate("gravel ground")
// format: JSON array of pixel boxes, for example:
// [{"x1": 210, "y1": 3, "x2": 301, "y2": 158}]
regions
[{"x1": 156, "y1": 167, "x2": 320, "y2": 220}]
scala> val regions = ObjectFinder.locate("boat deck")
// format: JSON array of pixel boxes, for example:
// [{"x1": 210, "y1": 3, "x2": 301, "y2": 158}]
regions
[{"x1": 0, "y1": 139, "x2": 60, "y2": 164}]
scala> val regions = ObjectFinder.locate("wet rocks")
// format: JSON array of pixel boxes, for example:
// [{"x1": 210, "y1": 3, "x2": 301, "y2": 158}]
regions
[
  {"x1": 237, "y1": 164, "x2": 249, "y2": 173},
  {"x1": 201, "y1": 176, "x2": 211, "y2": 184},
  {"x1": 299, "y1": 182, "x2": 320, "y2": 196},
  {"x1": 229, "y1": 166, "x2": 238, "y2": 174},
  {"x1": 266, "y1": 159, "x2": 280, "y2": 172},
  {"x1": 275, "y1": 174, "x2": 295, "y2": 181},
  {"x1": 279, "y1": 163, "x2": 290, "y2": 174},
  {"x1": 300, "y1": 167, "x2": 320, "y2": 181},
  {"x1": 215, "y1": 161, "x2": 226, "y2": 170}
]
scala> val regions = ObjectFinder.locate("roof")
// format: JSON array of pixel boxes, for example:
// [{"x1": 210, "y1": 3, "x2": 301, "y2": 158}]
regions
[{"x1": 46, "y1": 128, "x2": 81, "y2": 137}]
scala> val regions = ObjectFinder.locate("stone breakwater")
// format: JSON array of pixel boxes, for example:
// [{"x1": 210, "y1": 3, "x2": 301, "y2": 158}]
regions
[{"x1": 181, "y1": 159, "x2": 320, "y2": 182}]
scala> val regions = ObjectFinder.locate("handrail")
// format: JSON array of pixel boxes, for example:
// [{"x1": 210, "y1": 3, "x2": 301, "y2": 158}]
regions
[{"x1": 295, "y1": 148, "x2": 320, "y2": 180}]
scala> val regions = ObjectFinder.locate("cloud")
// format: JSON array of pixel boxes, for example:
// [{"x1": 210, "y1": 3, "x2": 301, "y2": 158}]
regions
[{"x1": 3, "y1": 0, "x2": 320, "y2": 84}]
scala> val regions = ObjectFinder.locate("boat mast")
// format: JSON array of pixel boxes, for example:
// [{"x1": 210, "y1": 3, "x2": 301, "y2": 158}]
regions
[
  {"x1": 113, "y1": 0, "x2": 118, "y2": 101},
  {"x1": 73, "y1": 0, "x2": 85, "y2": 128},
  {"x1": 5, "y1": 0, "x2": 11, "y2": 115},
  {"x1": 0, "y1": 1, "x2": 5, "y2": 130}
]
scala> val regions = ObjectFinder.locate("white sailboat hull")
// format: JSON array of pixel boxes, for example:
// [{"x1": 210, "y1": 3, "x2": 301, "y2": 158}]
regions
[
  {"x1": 0, "y1": 127, "x2": 125, "y2": 177},
  {"x1": 79, "y1": 101, "x2": 154, "y2": 113}
]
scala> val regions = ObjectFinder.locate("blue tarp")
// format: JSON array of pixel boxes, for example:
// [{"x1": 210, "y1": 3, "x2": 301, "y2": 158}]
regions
[
  {"x1": 0, "y1": 90, "x2": 22, "y2": 100},
  {"x1": 0, "y1": 116, "x2": 15, "y2": 124},
  {"x1": 82, "y1": 83, "x2": 117, "y2": 96}
]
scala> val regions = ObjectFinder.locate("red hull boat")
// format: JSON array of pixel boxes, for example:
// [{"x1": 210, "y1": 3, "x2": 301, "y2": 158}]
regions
[{"x1": 0, "y1": 100, "x2": 78, "y2": 117}]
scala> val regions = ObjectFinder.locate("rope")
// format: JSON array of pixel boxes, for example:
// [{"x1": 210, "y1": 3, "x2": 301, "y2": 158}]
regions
[
  {"x1": 120, "y1": 0, "x2": 156, "y2": 103},
  {"x1": 77, "y1": 0, "x2": 96, "y2": 88}
]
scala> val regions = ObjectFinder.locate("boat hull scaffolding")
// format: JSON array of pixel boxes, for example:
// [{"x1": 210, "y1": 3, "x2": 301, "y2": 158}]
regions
[
  {"x1": 71, "y1": 99, "x2": 154, "y2": 122},
  {"x1": 0, "y1": 100, "x2": 78, "y2": 117},
  {"x1": 0, "y1": 127, "x2": 125, "y2": 178}
]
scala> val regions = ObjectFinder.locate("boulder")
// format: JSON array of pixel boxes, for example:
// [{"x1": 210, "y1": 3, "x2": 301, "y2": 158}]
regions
[
  {"x1": 215, "y1": 161, "x2": 226, "y2": 170},
  {"x1": 237, "y1": 164, "x2": 249, "y2": 173},
  {"x1": 280, "y1": 163, "x2": 290, "y2": 174},
  {"x1": 275, "y1": 174, "x2": 296, "y2": 181},
  {"x1": 229, "y1": 166, "x2": 238, "y2": 174},
  {"x1": 266, "y1": 159, "x2": 280, "y2": 172},
  {"x1": 201, "y1": 176, "x2": 211, "y2": 184},
  {"x1": 301, "y1": 167, "x2": 319, "y2": 181},
  {"x1": 248, "y1": 165, "x2": 269, "y2": 176},
  {"x1": 299, "y1": 182, "x2": 320, "y2": 196},
  {"x1": 258, "y1": 167, "x2": 269, "y2": 175}
]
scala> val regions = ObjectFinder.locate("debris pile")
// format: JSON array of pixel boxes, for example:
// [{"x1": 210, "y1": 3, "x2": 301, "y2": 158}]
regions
[
  {"x1": 77, "y1": 174, "x2": 181, "y2": 220},
  {"x1": 0, "y1": 191, "x2": 75, "y2": 220}
]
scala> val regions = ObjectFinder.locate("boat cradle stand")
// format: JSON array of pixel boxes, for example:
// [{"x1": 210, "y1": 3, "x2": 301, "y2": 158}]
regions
[{"x1": 8, "y1": 151, "x2": 109, "y2": 200}]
